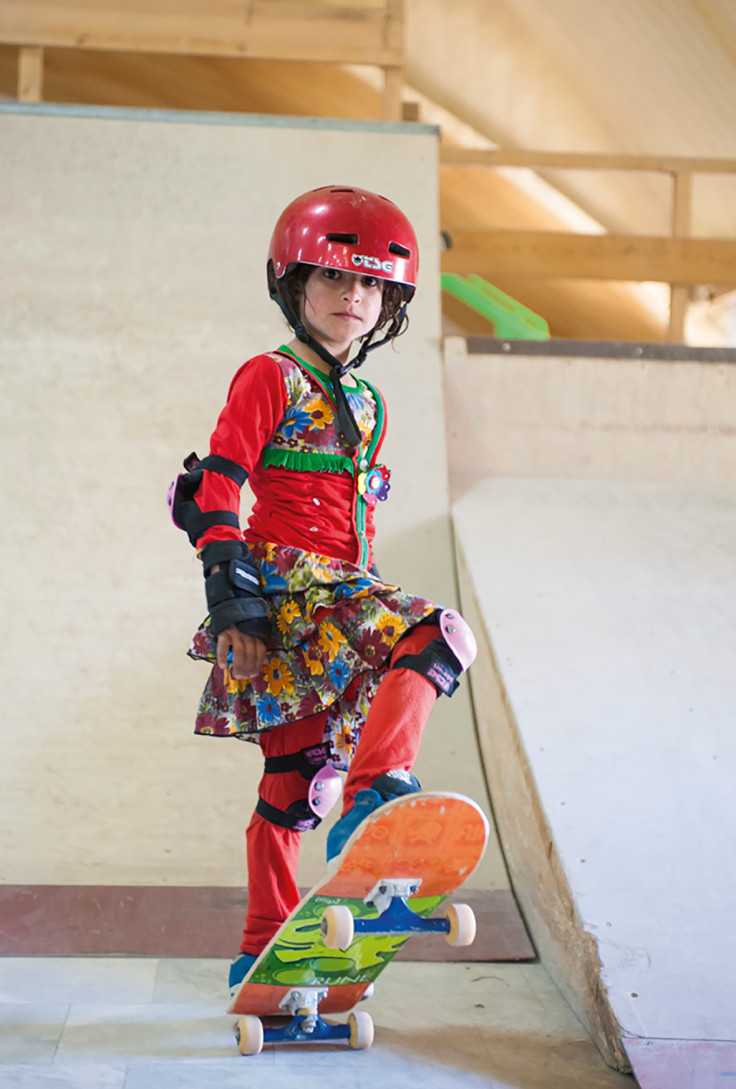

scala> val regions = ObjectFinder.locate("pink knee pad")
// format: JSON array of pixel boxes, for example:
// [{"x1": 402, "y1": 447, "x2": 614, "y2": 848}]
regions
[
  {"x1": 308, "y1": 764, "x2": 343, "y2": 818},
  {"x1": 438, "y1": 609, "x2": 477, "y2": 672}
]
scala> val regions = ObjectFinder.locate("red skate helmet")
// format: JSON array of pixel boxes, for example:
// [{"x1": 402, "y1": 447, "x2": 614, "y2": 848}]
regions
[{"x1": 267, "y1": 185, "x2": 418, "y2": 302}]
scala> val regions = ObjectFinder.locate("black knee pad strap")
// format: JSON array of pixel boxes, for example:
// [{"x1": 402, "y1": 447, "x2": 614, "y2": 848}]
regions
[
  {"x1": 393, "y1": 640, "x2": 462, "y2": 697},
  {"x1": 256, "y1": 796, "x2": 321, "y2": 832},
  {"x1": 262, "y1": 742, "x2": 332, "y2": 779}
]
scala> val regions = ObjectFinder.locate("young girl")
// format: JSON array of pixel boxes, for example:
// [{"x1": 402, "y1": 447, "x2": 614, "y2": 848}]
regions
[{"x1": 169, "y1": 185, "x2": 476, "y2": 994}]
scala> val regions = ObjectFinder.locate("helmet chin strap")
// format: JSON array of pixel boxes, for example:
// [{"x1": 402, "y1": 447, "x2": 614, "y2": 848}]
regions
[
  {"x1": 291, "y1": 319, "x2": 363, "y2": 449},
  {"x1": 345, "y1": 302, "x2": 408, "y2": 372},
  {"x1": 274, "y1": 291, "x2": 408, "y2": 450}
]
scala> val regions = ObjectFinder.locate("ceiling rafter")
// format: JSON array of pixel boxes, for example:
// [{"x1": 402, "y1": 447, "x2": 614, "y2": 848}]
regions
[
  {"x1": 2, "y1": 0, "x2": 406, "y2": 117},
  {"x1": 2, "y1": 1, "x2": 403, "y2": 65},
  {"x1": 442, "y1": 230, "x2": 736, "y2": 286}
]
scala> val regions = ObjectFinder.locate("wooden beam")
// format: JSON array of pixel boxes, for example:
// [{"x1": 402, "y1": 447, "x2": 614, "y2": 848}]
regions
[
  {"x1": 668, "y1": 172, "x2": 694, "y2": 344},
  {"x1": 381, "y1": 65, "x2": 402, "y2": 121},
  {"x1": 442, "y1": 230, "x2": 736, "y2": 286},
  {"x1": 668, "y1": 285, "x2": 689, "y2": 344},
  {"x1": 671, "y1": 173, "x2": 693, "y2": 238},
  {"x1": 0, "y1": 1, "x2": 403, "y2": 66},
  {"x1": 379, "y1": 0, "x2": 403, "y2": 119},
  {"x1": 440, "y1": 145, "x2": 736, "y2": 177},
  {"x1": 17, "y1": 44, "x2": 43, "y2": 101}
]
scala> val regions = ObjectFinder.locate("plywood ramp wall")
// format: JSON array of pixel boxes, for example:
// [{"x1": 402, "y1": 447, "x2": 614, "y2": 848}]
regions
[
  {"x1": 0, "y1": 104, "x2": 505, "y2": 893},
  {"x1": 444, "y1": 336, "x2": 736, "y2": 500},
  {"x1": 447, "y1": 336, "x2": 736, "y2": 1069}
]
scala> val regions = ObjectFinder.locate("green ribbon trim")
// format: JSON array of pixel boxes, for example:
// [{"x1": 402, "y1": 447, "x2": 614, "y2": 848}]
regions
[{"x1": 262, "y1": 448, "x2": 355, "y2": 475}]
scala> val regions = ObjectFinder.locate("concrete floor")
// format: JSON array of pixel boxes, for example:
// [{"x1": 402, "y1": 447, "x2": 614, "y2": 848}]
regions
[{"x1": 0, "y1": 957, "x2": 637, "y2": 1088}]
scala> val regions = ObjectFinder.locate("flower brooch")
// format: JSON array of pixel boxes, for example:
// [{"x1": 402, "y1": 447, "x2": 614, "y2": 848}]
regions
[{"x1": 357, "y1": 464, "x2": 391, "y2": 506}]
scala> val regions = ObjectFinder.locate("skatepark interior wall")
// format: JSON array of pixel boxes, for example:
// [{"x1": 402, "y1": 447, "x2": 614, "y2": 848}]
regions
[
  {"x1": 446, "y1": 335, "x2": 736, "y2": 1073},
  {"x1": 4, "y1": 101, "x2": 736, "y2": 1081},
  {"x1": 0, "y1": 105, "x2": 509, "y2": 908}
]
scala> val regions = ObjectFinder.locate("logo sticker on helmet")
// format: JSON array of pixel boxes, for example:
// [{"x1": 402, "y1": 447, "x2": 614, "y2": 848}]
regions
[{"x1": 351, "y1": 254, "x2": 394, "y2": 274}]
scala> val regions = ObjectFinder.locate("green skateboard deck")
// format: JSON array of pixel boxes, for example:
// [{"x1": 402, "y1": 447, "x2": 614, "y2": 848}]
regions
[{"x1": 229, "y1": 792, "x2": 489, "y2": 1052}]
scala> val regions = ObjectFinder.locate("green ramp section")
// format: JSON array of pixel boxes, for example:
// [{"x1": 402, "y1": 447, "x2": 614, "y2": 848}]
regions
[{"x1": 441, "y1": 273, "x2": 550, "y2": 340}]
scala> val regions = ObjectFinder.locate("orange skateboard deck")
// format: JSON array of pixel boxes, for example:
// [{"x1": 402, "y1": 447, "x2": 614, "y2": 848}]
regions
[{"x1": 229, "y1": 791, "x2": 489, "y2": 1053}]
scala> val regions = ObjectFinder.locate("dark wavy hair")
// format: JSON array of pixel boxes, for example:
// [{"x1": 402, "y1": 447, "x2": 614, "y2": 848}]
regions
[{"x1": 278, "y1": 263, "x2": 409, "y2": 342}]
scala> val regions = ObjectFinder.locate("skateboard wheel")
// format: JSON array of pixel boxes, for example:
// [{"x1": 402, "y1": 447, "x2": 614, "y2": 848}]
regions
[
  {"x1": 348, "y1": 1010, "x2": 374, "y2": 1050},
  {"x1": 443, "y1": 902, "x2": 477, "y2": 947},
  {"x1": 235, "y1": 1015, "x2": 264, "y2": 1056},
  {"x1": 321, "y1": 904, "x2": 354, "y2": 950}
]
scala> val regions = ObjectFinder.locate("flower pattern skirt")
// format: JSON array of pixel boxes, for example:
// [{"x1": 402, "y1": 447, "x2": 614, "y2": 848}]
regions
[{"x1": 188, "y1": 541, "x2": 438, "y2": 769}]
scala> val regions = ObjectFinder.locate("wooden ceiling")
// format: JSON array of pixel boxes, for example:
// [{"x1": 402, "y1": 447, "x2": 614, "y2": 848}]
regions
[{"x1": 2, "y1": 0, "x2": 735, "y2": 344}]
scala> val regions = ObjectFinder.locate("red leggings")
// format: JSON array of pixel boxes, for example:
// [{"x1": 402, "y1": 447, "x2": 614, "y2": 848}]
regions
[{"x1": 240, "y1": 623, "x2": 440, "y2": 955}]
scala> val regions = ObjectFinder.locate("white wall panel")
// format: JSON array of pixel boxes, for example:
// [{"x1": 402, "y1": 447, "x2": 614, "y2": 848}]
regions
[{"x1": 0, "y1": 104, "x2": 503, "y2": 889}]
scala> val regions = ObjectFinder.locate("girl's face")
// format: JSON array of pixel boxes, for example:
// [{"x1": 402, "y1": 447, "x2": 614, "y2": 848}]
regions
[{"x1": 298, "y1": 266, "x2": 384, "y2": 361}]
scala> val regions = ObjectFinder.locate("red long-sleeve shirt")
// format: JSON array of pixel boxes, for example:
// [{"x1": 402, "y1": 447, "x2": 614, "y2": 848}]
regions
[{"x1": 193, "y1": 349, "x2": 387, "y2": 568}]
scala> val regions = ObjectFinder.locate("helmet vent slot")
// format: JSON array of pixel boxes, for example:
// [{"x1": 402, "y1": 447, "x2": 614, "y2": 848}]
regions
[
  {"x1": 388, "y1": 242, "x2": 411, "y2": 258},
  {"x1": 326, "y1": 233, "x2": 359, "y2": 244}
]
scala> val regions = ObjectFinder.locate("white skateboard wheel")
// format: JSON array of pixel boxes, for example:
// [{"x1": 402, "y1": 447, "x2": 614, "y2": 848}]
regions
[
  {"x1": 235, "y1": 1014, "x2": 264, "y2": 1055},
  {"x1": 321, "y1": 904, "x2": 355, "y2": 950},
  {"x1": 443, "y1": 902, "x2": 477, "y2": 947},
  {"x1": 348, "y1": 1010, "x2": 374, "y2": 1050}
]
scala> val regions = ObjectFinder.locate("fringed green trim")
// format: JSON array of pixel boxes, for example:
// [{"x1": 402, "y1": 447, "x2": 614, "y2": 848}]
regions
[{"x1": 263, "y1": 448, "x2": 355, "y2": 475}]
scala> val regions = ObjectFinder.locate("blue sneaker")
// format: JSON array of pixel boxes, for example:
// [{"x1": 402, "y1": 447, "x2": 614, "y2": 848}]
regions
[
  {"x1": 371, "y1": 769, "x2": 422, "y2": 802},
  {"x1": 326, "y1": 770, "x2": 421, "y2": 862},
  {"x1": 229, "y1": 952, "x2": 257, "y2": 998}
]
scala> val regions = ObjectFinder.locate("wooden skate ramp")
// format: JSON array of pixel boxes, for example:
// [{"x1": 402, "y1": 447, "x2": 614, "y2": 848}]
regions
[{"x1": 454, "y1": 476, "x2": 736, "y2": 1078}]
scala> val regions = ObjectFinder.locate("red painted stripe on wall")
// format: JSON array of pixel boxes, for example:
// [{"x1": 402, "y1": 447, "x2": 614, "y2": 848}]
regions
[{"x1": 0, "y1": 886, "x2": 534, "y2": 961}]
